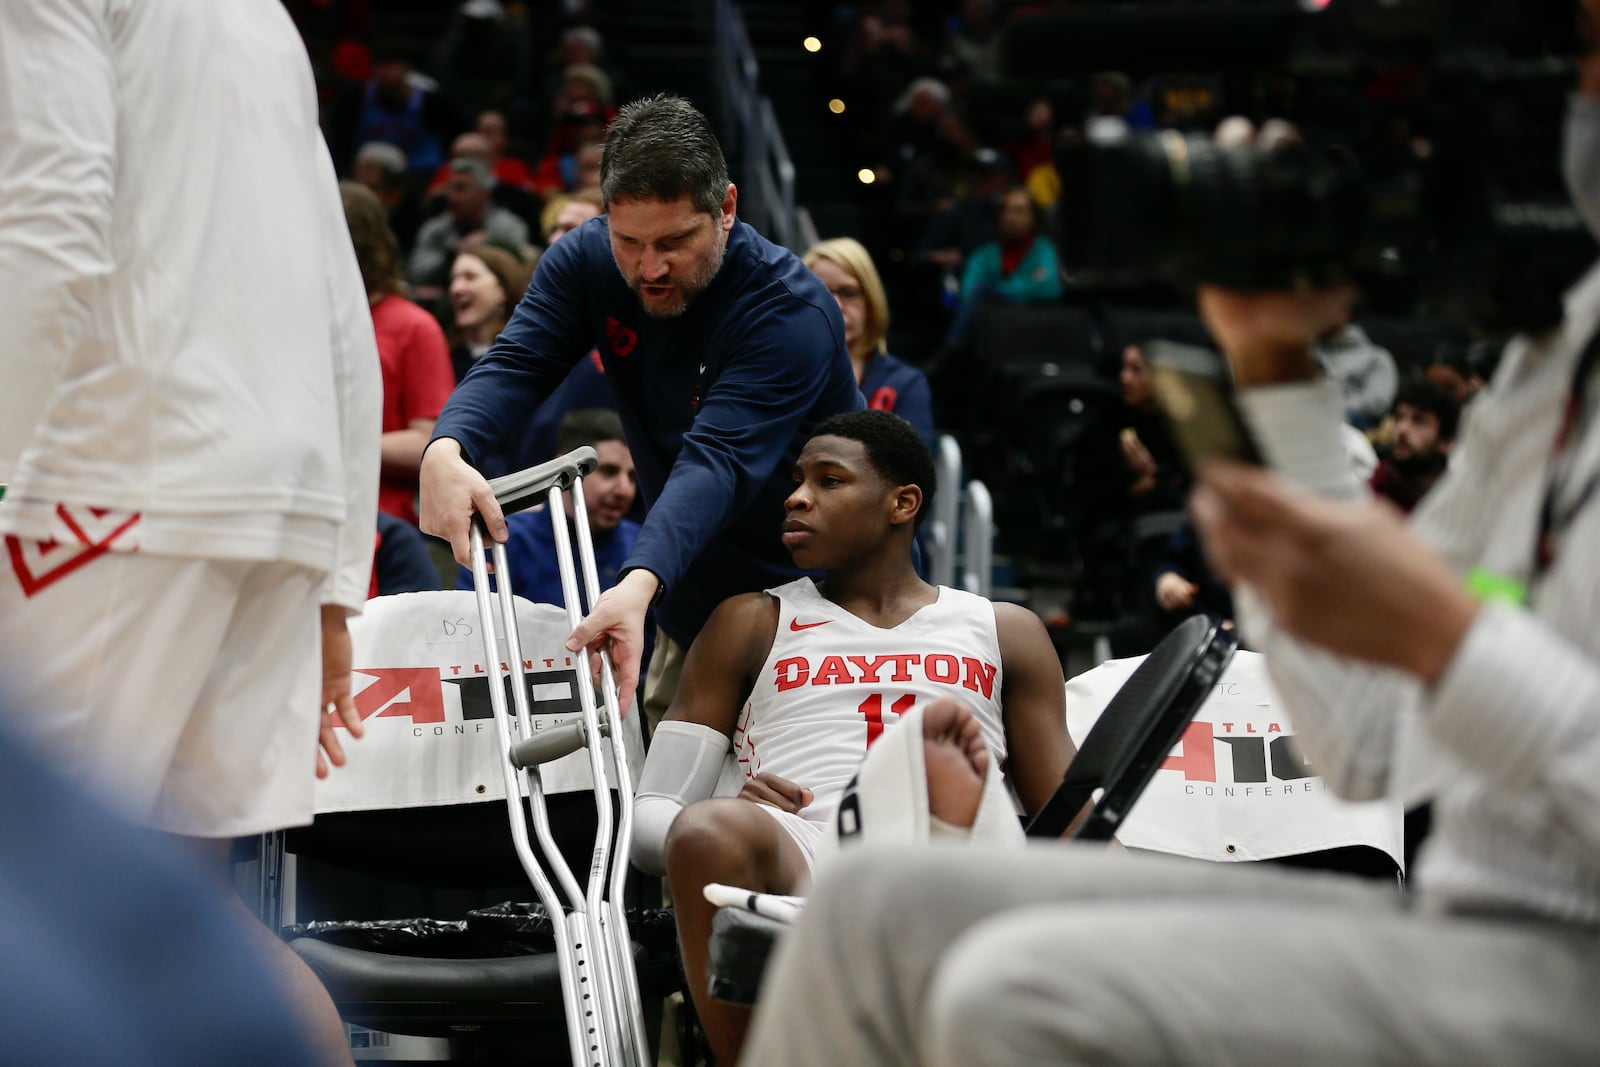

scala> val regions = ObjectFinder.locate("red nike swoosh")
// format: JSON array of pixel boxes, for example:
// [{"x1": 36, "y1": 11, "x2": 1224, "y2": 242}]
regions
[{"x1": 789, "y1": 618, "x2": 831, "y2": 631}]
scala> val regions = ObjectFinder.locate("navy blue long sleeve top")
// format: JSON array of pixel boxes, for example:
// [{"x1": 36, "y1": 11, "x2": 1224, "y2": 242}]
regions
[
  {"x1": 432, "y1": 216, "x2": 863, "y2": 645},
  {"x1": 859, "y1": 350, "x2": 936, "y2": 454}
]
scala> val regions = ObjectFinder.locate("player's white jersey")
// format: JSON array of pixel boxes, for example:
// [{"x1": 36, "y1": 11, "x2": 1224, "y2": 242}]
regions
[{"x1": 733, "y1": 577, "x2": 1007, "y2": 823}]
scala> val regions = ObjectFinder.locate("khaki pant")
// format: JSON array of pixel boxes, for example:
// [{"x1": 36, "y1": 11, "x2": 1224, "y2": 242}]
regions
[
  {"x1": 641, "y1": 625, "x2": 689, "y2": 740},
  {"x1": 745, "y1": 844, "x2": 1600, "y2": 1067}
]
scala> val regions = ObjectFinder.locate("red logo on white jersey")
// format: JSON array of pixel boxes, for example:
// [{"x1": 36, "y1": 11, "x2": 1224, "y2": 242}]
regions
[
  {"x1": 771, "y1": 652, "x2": 998, "y2": 698},
  {"x1": 5, "y1": 505, "x2": 141, "y2": 598},
  {"x1": 789, "y1": 617, "x2": 831, "y2": 631}
]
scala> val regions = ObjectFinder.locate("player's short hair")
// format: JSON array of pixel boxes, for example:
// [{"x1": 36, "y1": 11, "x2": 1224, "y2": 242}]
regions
[
  {"x1": 811, "y1": 410, "x2": 936, "y2": 527},
  {"x1": 555, "y1": 408, "x2": 627, "y2": 460},
  {"x1": 601, "y1": 95, "x2": 729, "y2": 217}
]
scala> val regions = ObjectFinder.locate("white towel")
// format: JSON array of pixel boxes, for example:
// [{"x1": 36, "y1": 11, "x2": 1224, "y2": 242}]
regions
[
  {"x1": 819, "y1": 703, "x2": 1024, "y2": 867},
  {"x1": 704, "y1": 705, "x2": 1024, "y2": 926}
]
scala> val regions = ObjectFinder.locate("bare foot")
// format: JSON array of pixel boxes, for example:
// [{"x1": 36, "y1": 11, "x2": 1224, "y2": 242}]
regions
[{"x1": 922, "y1": 696, "x2": 988, "y2": 830}]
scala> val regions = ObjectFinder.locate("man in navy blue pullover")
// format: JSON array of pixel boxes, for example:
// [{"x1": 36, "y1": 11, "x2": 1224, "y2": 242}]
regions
[{"x1": 420, "y1": 94, "x2": 862, "y2": 728}]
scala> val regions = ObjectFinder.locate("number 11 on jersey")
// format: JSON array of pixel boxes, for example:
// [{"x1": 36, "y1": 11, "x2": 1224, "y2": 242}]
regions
[{"x1": 858, "y1": 693, "x2": 915, "y2": 747}]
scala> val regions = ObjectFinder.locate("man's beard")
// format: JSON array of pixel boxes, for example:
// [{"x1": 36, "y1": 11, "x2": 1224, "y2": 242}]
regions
[
  {"x1": 1389, "y1": 449, "x2": 1447, "y2": 479},
  {"x1": 630, "y1": 227, "x2": 728, "y2": 319}
]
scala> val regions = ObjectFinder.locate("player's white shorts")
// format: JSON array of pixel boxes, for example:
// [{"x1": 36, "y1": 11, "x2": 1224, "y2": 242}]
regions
[
  {"x1": 0, "y1": 541, "x2": 323, "y2": 836},
  {"x1": 755, "y1": 804, "x2": 828, "y2": 889}
]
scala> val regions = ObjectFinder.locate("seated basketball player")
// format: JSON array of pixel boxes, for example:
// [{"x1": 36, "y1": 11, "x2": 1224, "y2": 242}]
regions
[{"x1": 630, "y1": 409, "x2": 1074, "y2": 1065}]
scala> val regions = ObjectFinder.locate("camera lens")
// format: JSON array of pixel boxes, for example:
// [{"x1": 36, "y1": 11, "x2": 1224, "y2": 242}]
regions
[
  {"x1": 1056, "y1": 119, "x2": 1175, "y2": 279},
  {"x1": 1057, "y1": 121, "x2": 1368, "y2": 291}
]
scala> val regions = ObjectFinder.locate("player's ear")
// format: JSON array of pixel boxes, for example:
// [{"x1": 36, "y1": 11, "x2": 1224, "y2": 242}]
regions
[{"x1": 888, "y1": 483, "x2": 921, "y2": 527}]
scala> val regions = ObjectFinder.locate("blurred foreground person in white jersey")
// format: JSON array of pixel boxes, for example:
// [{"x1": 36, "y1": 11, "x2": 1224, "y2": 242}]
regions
[
  {"x1": 0, "y1": 3, "x2": 380, "y2": 1063},
  {"x1": 629, "y1": 410, "x2": 1073, "y2": 1064}
]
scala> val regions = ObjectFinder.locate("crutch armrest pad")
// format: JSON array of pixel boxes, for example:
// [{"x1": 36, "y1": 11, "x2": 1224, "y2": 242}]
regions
[{"x1": 482, "y1": 447, "x2": 600, "y2": 518}]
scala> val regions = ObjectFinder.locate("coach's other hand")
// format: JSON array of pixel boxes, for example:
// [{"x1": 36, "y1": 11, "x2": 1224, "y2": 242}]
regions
[{"x1": 566, "y1": 568, "x2": 659, "y2": 717}]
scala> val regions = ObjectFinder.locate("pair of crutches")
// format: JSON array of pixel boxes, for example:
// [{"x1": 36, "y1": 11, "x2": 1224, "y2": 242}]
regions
[{"x1": 466, "y1": 448, "x2": 649, "y2": 1067}]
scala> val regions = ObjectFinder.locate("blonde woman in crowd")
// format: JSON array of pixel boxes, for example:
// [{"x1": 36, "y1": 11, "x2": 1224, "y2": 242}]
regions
[{"x1": 804, "y1": 237, "x2": 936, "y2": 451}]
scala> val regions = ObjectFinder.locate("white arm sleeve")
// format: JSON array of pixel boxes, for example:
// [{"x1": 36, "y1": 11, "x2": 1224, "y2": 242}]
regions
[{"x1": 631, "y1": 719, "x2": 731, "y2": 876}]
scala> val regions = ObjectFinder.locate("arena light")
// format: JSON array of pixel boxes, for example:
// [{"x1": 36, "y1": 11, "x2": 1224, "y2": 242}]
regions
[
  {"x1": 803, "y1": 36, "x2": 822, "y2": 52},
  {"x1": 828, "y1": 98, "x2": 846, "y2": 114},
  {"x1": 857, "y1": 168, "x2": 876, "y2": 185}
]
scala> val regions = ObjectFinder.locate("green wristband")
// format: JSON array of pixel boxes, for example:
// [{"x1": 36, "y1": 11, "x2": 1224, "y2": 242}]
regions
[{"x1": 1464, "y1": 566, "x2": 1526, "y2": 606}]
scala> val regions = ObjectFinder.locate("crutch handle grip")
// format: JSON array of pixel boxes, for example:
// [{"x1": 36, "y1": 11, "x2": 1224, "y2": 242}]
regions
[
  {"x1": 510, "y1": 719, "x2": 610, "y2": 769},
  {"x1": 479, "y1": 447, "x2": 601, "y2": 521}
]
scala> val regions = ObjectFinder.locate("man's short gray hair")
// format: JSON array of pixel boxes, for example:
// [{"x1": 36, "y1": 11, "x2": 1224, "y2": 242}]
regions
[
  {"x1": 355, "y1": 141, "x2": 408, "y2": 178},
  {"x1": 563, "y1": 25, "x2": 603, "y2": 57},
  {"x1": 894, "y1": 77, "x2": 951, "y2": 114},
  {"x1": 448, "y1": 156, "x2": 493, "y2": 189}
]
